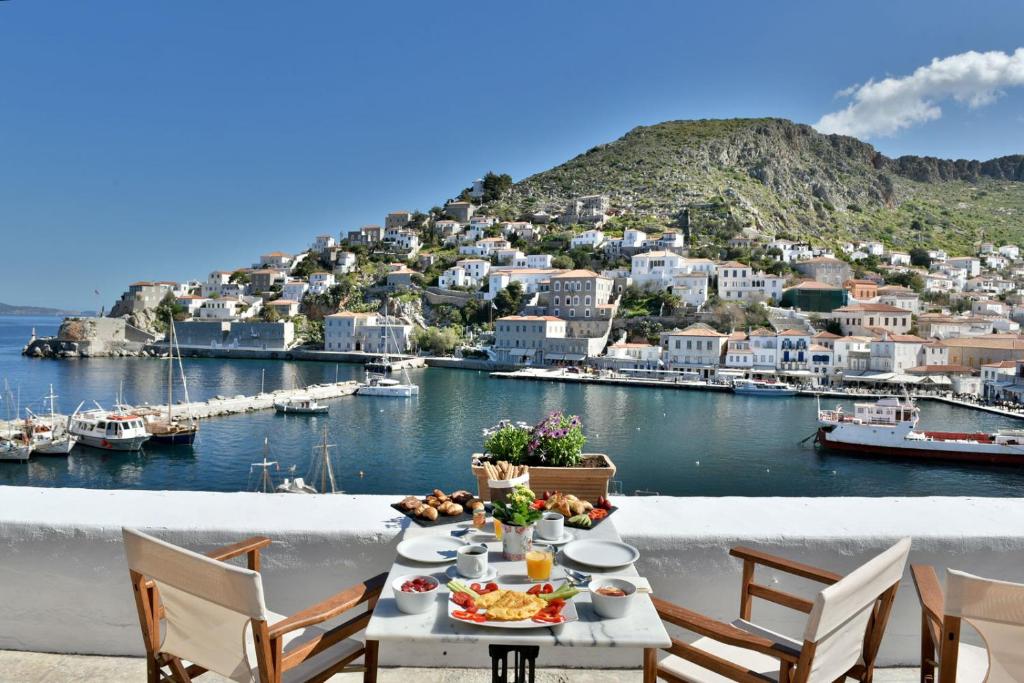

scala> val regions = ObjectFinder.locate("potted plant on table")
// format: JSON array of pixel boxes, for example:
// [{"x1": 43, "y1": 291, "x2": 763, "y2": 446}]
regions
[
  {"x1": 473, "y1": 411, "x2": 616, "y2": 502},
  {"x1": 491, "y1": 484, "x2": 543, "y2": 560}
]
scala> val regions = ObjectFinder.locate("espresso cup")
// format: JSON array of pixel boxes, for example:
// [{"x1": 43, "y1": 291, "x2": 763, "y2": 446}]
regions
[
  {"x1": 537, "y1": 512, "x2": 564, "y2": 541},
  {"x1": 456, "y1": 543, "x2": 489, "y2": 579}
]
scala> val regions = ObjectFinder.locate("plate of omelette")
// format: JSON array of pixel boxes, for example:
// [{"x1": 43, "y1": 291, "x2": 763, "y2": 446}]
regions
[{"x1": 446, "y1": 582, "x2": 579, "y2": 629}]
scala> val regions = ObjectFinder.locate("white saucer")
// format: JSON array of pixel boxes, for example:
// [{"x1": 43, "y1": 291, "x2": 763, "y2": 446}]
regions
[
  {"x1": 445, "y1": 565, "x2": 499, "y2": 583},
  {"x1": 535, "y1": 530, "x2": 575, "y2": 546}
]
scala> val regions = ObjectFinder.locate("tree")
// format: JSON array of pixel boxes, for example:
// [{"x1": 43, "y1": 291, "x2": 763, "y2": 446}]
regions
[
  {"x1": 551, "y1": 255, "x2": 574, "y2": 270},
  {"x1": 884, "y1": 271, "x2": 925, "y2": 293},
  {"x1": 481, "y1": 171, "x2": 513, "y2": 203},
  {"x1": 493, "y1": 281, "x2": 525, "y2": 317},
  {"x1": 825, "y1": 319, "x2": 844, "y2": 335},
  {"x1": 229, "y1": 270, "x2": 250, "y2": 284},
  {"x1": 154, "y1": 292, "x2": 187, "y2": 332},
  {"x1": 260, "y1": 306, "x2": 281, "y2": 322},
  {"x1": 413, "y1": 326, "x2": 462, "y2": 355},
  {"x1": 909, "y1": 248, "x2": 931, "y2": 268}
]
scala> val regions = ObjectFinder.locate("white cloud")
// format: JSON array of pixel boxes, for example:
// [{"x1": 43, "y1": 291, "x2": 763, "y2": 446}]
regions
[{"x1": 815, "y1": 48, "x2": 1024, "y2": 138}]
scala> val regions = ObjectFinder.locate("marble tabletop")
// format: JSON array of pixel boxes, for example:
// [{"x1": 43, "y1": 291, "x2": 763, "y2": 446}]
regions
[{"x1": 366, "y1": 516, "x2": 671, "y2": 649}]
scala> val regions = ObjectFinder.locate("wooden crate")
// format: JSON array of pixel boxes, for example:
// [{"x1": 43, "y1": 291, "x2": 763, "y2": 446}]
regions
[{"x1": 471, "y1": 453, "x2": 616, "y2": 503}]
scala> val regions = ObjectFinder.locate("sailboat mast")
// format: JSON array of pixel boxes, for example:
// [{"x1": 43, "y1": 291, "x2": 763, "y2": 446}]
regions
[{"x1": 167, "y1": 317, "x2": 174, "y2": 425}]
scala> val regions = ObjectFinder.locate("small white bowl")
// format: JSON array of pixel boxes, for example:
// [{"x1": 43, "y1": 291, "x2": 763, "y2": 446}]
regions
[
  {"x1": 588, "y1": 578, "x2": 637, "y2": 619},
  {"x1": 392, "y1": 574, "x2": 440, "y2": 614}
]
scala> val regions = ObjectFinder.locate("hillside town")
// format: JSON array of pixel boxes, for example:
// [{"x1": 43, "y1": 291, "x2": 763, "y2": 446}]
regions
[{"x1": 42, "y1": 179, "x2": 1024, "y2": 404}]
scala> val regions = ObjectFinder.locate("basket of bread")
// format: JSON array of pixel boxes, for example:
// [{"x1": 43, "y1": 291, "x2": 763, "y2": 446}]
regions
[
  {"x1": 393, "y1": 489, "x2": 486, "y2": 526},
  {"x1": 482, "y1": 460, "x2": 529, "y2": 505}
]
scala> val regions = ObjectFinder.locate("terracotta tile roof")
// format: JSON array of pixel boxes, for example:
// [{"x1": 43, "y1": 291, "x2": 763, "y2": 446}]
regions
[
  {"x1": 813, "y1": 331, "x2": 841, "y2": 339},
  {"x1": 787, "y1": 280, "x2": 841, "y2": 290},
  {"x1": 666, "y1": 323, "x2": 728, "y2": 337},
  {"x1": 497, "y1": 315, "x2": 563, "y2": 322},
  {"x1": 718, "y1": 261, "x2": 749, "y2": 269},
  {"x1": 749, "y1": 328, "x2": 776, "y2": 337},
  {"x1": 981, "y1": 360, "x2": 1019, "y2": 368},
  {"x1": 906, "y1": 364, "x2": 977, "y2": 374},
  {"x1": 778, "y1": 329, "x2": 810, "y2": 336},
  {"x1": 551, "y1": 269, "x2": 603, "y2": 278}
]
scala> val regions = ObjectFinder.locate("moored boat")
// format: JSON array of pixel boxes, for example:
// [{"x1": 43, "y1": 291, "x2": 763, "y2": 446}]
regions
[
  {"x1": 0, "y1": 433, "x2": 32, "y2": 462},
  {"x1": 273, "y1": 395, "x2": 329, "y2": 414},
  {"x1": 356, "y1": 371, "x2": 419, "y2": 397},
  {"x1": 816, "y1": 396, "x2": 1024, "y2": 465},
  {"x1": 732, "y1": 378, "x2": 797, "y2": 396},
  {"x1": 25, "y1": 385, "x2": 78, "y2": 455},
  {"x1": 146, "y1": 318, "x2": 199, "y2": 446},
  {"x1": 69, "y1": 405, "x2": 151, "y2": 451}
]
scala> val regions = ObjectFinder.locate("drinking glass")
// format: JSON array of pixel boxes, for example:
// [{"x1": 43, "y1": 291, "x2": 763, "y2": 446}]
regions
[{"x1": 525, "y1": 544, "x2": 554, "y2": 582}]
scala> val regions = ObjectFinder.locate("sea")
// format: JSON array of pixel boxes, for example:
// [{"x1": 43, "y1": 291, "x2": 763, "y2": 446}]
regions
[{"x1": 2, "y1": 315, "x2": 1023, "y2": 496}]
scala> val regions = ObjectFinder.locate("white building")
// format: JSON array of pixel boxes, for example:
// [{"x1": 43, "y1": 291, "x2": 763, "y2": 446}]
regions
[
  {"x1": 266, "y1": 299, "x2": 300, "y2": 319},
  {"x1": 603, "y1": 229, "x2": 647, "y2": 256},
  {"x1": 312, "y1": 235, "x2": 335, "y2": 252},
  {"x1": 716, "y1": 262, "x2": 784, "y2": 302},
  {"x1": 258, "y1": 252, "x2": 293, "y2": 270},
  {"x1": 998, "y1": 245, "x2": 1020, "y2": 260},
  {"x1": 459, "y1": 237, "x2": 511, "y2": 258},
  {"x1": 199, "y1": 298, "x2": 243, "y2": 320},
  {"x1": 868, "y1": 333, "x2": 928, "y2": 374},
  {"x1": 512, "y1": 254, "x2": 552, "y2": 269},
  {"x1": 946, "y1": 256, "x2": 981, "y2": 278},
  {"x1": 202, "y1": 271, "x2": 233, "y2": 298},
  {"x1": 876, "y1": 286, "x2": 921, "y2": 314},
  {"x1": 439, "y1": 259, "x2": 491, "y2": 289},
  {"x1": 570, "y1": 229, "x2": 605, "y2": 250},
  {"x1": 925, "y1": 272, "x2": 956, "y2": 294},
  {"x1": 768, "y1": 239, "x2": 814, "y2": 263},
  {"x1": 833, "y1": 336, "x2": 873, "y2": 373},
  {"x1": 175, "y1": 295, "x2": 208, "y2": 317},
  {"x1": 281, "y1": 280, "x2": 309, "y2": 302},
  {"x1": 324, "y1": 312, "x2": 411, "y2": 353},
  {"x1": 888, "y1": 252, "x2": 911, "y2": 266},
  {"x1": 308, "y1": 272, "x2": 335, "y2": 295},
  {"x1": 486, "y1": 268, "x2": 564, "y2": 301},
  {"x1": 598, "y1": 343, "x2": 662, "y2": 372},
  {"x1": 660, "y1": 323, "x2": 728, "y2": 377},
  {"x1": 333, "y1": 251, "x2": 357, "y2": 275}
]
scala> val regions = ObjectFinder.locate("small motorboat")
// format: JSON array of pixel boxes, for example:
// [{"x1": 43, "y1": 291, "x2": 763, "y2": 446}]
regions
[
  {"x1": 732, "y1": 378, "x2": 798, "y2": 396},
  {"x1": 274, "y1": 396, "x2": 329, "y2": 414},
  {"x1": 0, "y1": 434, "x2": 32, "y2": 462}
]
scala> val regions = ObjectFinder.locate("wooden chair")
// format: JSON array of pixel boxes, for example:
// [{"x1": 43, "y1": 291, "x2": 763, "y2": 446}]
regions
[
  {"x1": 122, "y1": 527, "x2": 386, "y2": 683},
  {"x1": 912, "y1": 564, "x2": 1024, "y2": 683},
  {"x1": 643, "y1": 538, "x2": 911, "y2": 683}
]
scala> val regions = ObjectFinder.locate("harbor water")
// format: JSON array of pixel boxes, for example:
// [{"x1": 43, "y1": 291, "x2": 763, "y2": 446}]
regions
[{"x1": 2, "y1": 316, "x2": 1023, "y2": 496}]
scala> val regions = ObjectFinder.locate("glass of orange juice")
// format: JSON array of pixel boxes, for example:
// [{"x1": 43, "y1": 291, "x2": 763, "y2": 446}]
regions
[
  {"x1": 526, "y1": 544, "x2": 554, "y2": 582},
  {"x1": 493, "y1": 518, "x2": 503, "y2": 540}
]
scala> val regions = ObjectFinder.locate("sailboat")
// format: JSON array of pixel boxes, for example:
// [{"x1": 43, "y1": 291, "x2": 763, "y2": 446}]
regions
[
  {"x1": 0, "y1": 382, "x2": 32, "y2": 461},
  {"x1": 147, "y1": 317, "x2": 199, "y2": 445},
  {"x1": 277, "y1": 425, "x2": 340, "y2": 494},
  {"x1": 25, "y1": 385, "x2": 78, "y2": 455},
  {"x1": 357, "y1": 298, "x2": 419, "y2": 397},
  {"x1": 249, "y1": 437, "x2": 280, "y2": 493}
]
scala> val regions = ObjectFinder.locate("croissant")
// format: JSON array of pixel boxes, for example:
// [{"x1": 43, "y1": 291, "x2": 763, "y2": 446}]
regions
[
  {"x1": 399, "y1": 496, "x2": 421, "y2": 511},
  {"x1": 432, "y1": 489, "x2": 449, "y2": 502},
  {"x1": 417, "y1": 505, "x2": 439, "y2": 521},
  {"x1": 426, "y1": 496, "x2": 442, "y2": 508},
  {"x1": 443, "y1": 502, "x2": 464, "y2": 516}
]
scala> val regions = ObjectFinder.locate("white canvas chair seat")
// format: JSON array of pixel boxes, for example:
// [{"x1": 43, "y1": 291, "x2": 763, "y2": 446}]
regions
[
  {"x1": 947, "y1": 643, "x2": 990, "y2": 683},
  {"x1": 658, "y1": 619, "x2": 801, "y2": 682},
  {"x1": 943, "y1": 569, "x2": 1024, "y2": 683},
  {"x1": 257, "y1": 610, "x2": 366, "y2": 683}
]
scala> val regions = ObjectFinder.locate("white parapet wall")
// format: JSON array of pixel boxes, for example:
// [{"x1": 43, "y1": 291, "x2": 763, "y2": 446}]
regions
[{"x1": 1, "y1": 487, "x2": 1023, "y2": 669}]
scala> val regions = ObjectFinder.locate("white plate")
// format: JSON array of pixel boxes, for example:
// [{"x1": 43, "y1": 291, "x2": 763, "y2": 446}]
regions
[
  {"x1": 396, "y1": 536, "x2": 465, "y2": 564},
  {"x1": 447, "y1": 581, "x2": 579, "y2": 629},
  {"x1": 562, "y1": 539, "x2": 640, "y2": 569},
  {"x1": 445, "y1": 564, "x2": 499, "y2": 583},
  {"x1": 534, "y1": 530, "x2": 575, "y2": 546}
]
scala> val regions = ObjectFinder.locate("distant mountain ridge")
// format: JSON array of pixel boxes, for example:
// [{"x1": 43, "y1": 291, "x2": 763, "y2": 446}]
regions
[
  {"x1": 0, "y1": 302, "x2": 80, "y2": 317},
  {"x1": 488, "y1": 118, "x2": 1024, "y2": 253}
]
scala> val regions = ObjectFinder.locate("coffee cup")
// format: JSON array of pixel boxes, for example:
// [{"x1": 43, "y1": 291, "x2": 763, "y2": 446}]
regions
[
  {"x1": 456, "y1": 543, "x2": 489, "y2": 579},
  {"x1": 537, "y1": 512, "x2": 564, "y2": 541}
]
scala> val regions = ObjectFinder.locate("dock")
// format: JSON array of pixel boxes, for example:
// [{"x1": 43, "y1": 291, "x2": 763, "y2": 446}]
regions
[{"x1": 131, "y1": 381, "x2": 360, "y2": 420}]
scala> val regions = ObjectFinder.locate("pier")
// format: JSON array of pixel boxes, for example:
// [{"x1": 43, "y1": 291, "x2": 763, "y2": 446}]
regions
[{"x1": 129, "y1": 381, "x2": 360, "y2": 420}]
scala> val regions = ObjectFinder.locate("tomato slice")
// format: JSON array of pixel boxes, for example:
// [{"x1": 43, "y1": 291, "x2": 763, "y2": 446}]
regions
[
  {"x1": 485, "y1": 582, "x2": 499, "y2": 593},
  {"x1": 527, "y1": 584, "x2": 542, "y2": 595},
  {"x1": 546, "y1": 598, "x2": 566, "y2": 611},
  {"x1": 470, "y1": 583, "x2": 482, "y2": 593},
  {"x1": 452, "y1": 592, "x2": 473, "y2": 608},
  {"x1": 472, "y1": 613, "x2": 488, "y2": 623},
  {"x1": 452, "y1": 610, "x2": 475, "y2": 621},
  {"x1": 541, "y1": 583, "x2": 554, "y2": 594}
]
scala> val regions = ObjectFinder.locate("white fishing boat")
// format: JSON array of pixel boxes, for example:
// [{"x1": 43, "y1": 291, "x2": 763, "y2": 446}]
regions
[
  {"x1": 146, "y1": 318, "x2": 199, "y2": 446},
  {"x1": 69, "y1": 399, "x2": 151, "y2": 452},
  {"x1": 274, "y1": 395, "x2": 329, "y2": 414},
  {"x1": 732, "y1": 378, "x2": 798, "y2": 396},
  {"x1": 277, "y1": 425, "x2": 342, "y2": 494},
  {"x1": 25, "y1": 385, "x2": 77, "y2": 455},
  {"x1": 0, "y1": 433, "x2": 32, "y2": 462},
  {"x1": 357, "y1": 299, "x2": 419, "y2": 397}
]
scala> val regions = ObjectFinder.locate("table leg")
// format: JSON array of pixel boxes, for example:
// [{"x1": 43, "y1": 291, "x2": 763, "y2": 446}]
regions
[{"x1": 488, "y1": 644, "x2": 539, "y2": 683}]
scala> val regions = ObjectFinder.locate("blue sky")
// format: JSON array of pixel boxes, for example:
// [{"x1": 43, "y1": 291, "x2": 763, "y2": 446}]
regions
[{"x1": 2, "y1": 0, "x2": 1023, "y2": 309}]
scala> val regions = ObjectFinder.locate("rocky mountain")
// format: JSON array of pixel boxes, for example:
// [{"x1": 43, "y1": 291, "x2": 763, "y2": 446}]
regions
[{"x1": 488, "y1": 118, "x2": 1024, "y2": 253}]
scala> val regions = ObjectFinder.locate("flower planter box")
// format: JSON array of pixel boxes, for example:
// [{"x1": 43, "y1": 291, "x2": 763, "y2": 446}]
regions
[{"x1": 471, "y1": 453, "x2": 616, "y2": 503}]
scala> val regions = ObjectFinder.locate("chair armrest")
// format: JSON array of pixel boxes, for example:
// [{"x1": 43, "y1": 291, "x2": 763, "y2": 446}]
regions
[
  {"x1": 910, "y1": 564, "x2": 945, "y2": 628},
  {"x1": 651, "y1": 596, "x2": 800, "y2": 663},
  {"x1": 730, "y1": 546, "x2": 841, "y2": 585},
  {"x1": 268, "y1": 572, "x2": 387, "y2": 639},
  {"x1": 205, "y1": 536, "x2": 272, "y2": 563}
]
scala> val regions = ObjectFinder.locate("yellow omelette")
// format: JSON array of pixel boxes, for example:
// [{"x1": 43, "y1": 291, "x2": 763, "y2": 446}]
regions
[{"x1": 475, "y1": 589, "x2": 547, "y2": 621}]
